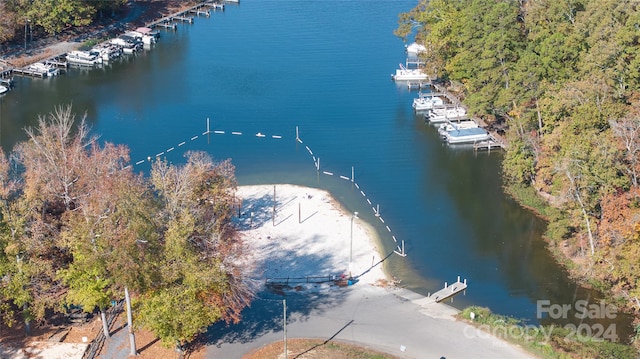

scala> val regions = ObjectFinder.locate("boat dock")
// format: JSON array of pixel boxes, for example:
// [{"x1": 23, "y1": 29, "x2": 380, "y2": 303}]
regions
[
  {"x1": 425, "y1": 276, "x2": 467, "y2": 303},
  {"x1": 205, "y1": 2, "x2": 225, "y2": 10},
  {"x1": 13, "y1": 67, "x2": 47, "y2": 78},
  {"x1": 0, "y1": 69, "x2": 13, "y2": 84},
  {"x1": 407, "y1": 81, "x2": 430, "y2": 90},
  {"x1": 148, "y1": 2, "x2": 226, "y2": 30},
  {"x1": 474, "y1": 133, "x2": 506, "y2": 151},
  {"x1": 189, "y1": 8, "x2": 211, "y2": 16},
  {"x1": 405, "y1": 57, "x2": 425, "y2": 69},
  {"x1": 44, "y1": 55, "x2": 68, "y2": 68},
  {"x1": 153, "y1": 21, "x2": 178, "y2": 30},
  {"x1": 431, "y1": 82, "x2": 461, "y2": 107},
  {"x1": 171, "y1": 15, "x2": 194, "y2": 24}
]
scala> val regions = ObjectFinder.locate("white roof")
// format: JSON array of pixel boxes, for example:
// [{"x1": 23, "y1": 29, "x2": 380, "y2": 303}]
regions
[{"x1": 406, "y1": 42, "x2": 426, "y2": 54}]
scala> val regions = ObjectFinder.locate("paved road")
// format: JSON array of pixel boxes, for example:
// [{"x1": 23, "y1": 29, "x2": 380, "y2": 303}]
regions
[{"x1": 205, "y1": 285, "x2": 538, "y2": 359}]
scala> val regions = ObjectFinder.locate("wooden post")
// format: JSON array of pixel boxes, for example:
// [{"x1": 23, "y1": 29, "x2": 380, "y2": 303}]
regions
[
  {"x1": 298, "y1": 202, "x2": 301, "y2": 223},
  {"x1": 273, "y1": 185, "x2": 276, "y2": 226}
]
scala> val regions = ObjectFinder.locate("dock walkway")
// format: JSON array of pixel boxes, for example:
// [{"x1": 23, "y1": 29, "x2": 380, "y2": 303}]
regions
[{"x1": 423, "y1": 276, "x2": 467, "y2": 304}]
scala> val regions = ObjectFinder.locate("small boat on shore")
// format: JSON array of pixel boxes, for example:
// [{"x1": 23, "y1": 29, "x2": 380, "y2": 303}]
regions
[
  {"x1": 425, "y1": 107, "x2": 468, "y2": 123},
  {"x1": 412, "y1": 93, "x2": 444, "y2": 111},
  {"x1": 442, "y1": 127, "x2": 490, "y2": 144},
  {"x1": 0, "y1": 85, "x2": 8, "y2": 95},
  {"x1": 391, "y1": 63, "x2": 427, "y2": 81},
  {"x1": 66, "y1": 50, "x2": 103, "y2": 65}
]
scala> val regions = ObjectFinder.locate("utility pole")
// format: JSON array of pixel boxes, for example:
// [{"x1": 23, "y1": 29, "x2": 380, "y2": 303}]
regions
[
  {"x1": 283, "y1": 299, "x2": 287, "y2": 358},
  {"x1": 24, "y1": 19, "x2": 28, "y2": 51},
  {"x1": 350, "y1": 212, "x2": 358, "y2": 277},
  {"x1": 125, "y1": 287, "x2": 137, "y2": 356}
]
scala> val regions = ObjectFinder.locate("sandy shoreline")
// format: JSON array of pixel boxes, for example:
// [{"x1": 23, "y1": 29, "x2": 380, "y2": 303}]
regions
[{"x1": 235, "y1": 184, "x2": 388, "y2": 287}]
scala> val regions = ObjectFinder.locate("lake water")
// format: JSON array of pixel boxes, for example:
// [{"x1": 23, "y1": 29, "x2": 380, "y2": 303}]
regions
[{"x1": 0, "y1": 0, "x2": 633, "y2": 340}]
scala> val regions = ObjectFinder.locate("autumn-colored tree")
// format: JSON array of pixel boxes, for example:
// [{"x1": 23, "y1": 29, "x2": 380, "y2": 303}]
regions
[
  {"x1": 0, "y1": 105, "x2": 97, "y2": 333},
  {"x1": 59, "y1": 142, "x2": 158, "y2": 339}
]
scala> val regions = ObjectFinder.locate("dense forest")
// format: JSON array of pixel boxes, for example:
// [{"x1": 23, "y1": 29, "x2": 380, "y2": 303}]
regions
[
  {"x1": 0, "y1": 0, "x2": 127, "y2": 42},
  {"x1": 0, "y1": 106, "x2": 251, "y2": 348},
  {"x1": 396, "y1": 0, "x2": 640, "y2": 333}
]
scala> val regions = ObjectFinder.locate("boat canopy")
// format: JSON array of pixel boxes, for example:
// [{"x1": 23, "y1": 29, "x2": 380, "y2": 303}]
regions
[{"x1": 136, "y1": 27, "x2": 153, "y2": 34}]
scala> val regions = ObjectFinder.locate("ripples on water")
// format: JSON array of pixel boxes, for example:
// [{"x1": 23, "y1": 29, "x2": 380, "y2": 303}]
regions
[{"x1": 0, "y1": 0, "x2": 633, "y2": 340}]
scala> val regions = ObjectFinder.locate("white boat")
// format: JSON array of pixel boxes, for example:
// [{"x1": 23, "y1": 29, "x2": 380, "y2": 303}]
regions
[
  {"x1": 66, "y1": 50, "x2": 103, "y2": 65},
  {"x1": 0, "y1": 85, "x2": 7, "y2": 95},
  {"x1": 406, "y1": 42, "x2": 426, "y2": 55},
  {"x1": 391, "y1": 63, "x2": 427, "y2": 81},
  {"x1": 425, "y1": 107, "x2": 468, "y2": 123},
  {"x1": 126, "y1": 28, "x2": 158, "y2": 45},
  {"x1": 437, "y1": 120, "x2": 479, "y2": 136},
  {"x1": 442, "y1": 127, "x2": 490, "y2": 144},
  {"x1": 92, "y1": 44, "x2": 123, "y2": 61},
  {"x1": 412, "y1": 94, "x2": 444, "y2": 111},
  {"x1": 109, "y1": 35, "x2": 143, "y2": 54},
  {"x1": 27, "y1": 62, "x2": 59, "y2": 77}
]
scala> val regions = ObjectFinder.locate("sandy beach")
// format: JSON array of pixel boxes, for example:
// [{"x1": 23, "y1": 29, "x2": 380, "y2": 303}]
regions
[
  {"x1": 206, "y1": 184, "x2": 538, "y2": 359},
  {"x1": 235, "y1": 184, "x2": 387, "y2": 288}
]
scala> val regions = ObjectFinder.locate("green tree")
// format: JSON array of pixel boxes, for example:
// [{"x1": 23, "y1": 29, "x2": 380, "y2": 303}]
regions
[
  {"x1": 28, "y1": 0, "x2": 95, "y2": 36},
  {"x1": 138, "y1": 153, "x2": 251, "y2": 349}
]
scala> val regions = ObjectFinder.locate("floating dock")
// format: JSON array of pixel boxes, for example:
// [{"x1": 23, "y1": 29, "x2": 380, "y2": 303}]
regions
[
  {"x1": 0, "y1": 68, "x2": 13, "y2": 86},
  {"x1": 474, "y1": 134, "x2": 505, "y2": 151},
  {"x1": 426, "y1": 276, "x2": 467, "y2": 303},
  {"x1": 171, "y1": 15, "x2": 194, "y2": 24},
  {"x1": 205, "y1": 2, "x2": 225, "y2": 10},
  {"x1": 149, "y1": 1, "x2": 222, "y2": 30},
  {"x1": 189, "y1": 8, "x2": 211, "y2": 16},
  {"x1": 407, "y1": 81, "x2": 430, "y2": 90},
  {"x1": 13, "y1": 67, "x2": 47, "y2": 78},
  {"x1": 153, "y1": 21, "x2": 178, "y2": 30}
]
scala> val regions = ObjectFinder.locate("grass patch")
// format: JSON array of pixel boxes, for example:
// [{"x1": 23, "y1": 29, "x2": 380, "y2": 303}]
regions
[
  {"x1": 459, "y1": 306, "x2": 638, "y2": 359},
  {"x1": 504, "y1": 183, "x2": 557, "y2": 219},
  {"x1": 79, "y1": 37, "x2": 109, "y2": 50},
  {"x1": 244, "y1": 338, "x2": 399, "y2": 359}
]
